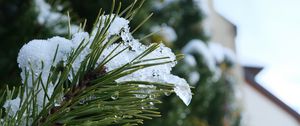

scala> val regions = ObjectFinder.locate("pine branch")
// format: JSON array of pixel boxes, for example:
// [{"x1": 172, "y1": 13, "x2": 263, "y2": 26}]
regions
[{"x1": 1, "y1": 1, "x2": 192, "y2": 126}]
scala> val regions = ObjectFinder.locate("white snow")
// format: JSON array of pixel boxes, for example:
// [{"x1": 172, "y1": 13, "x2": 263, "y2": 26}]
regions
[
  {"x1": 208, "y1": 42, "x2": 225, "y2": 63},
  {"x1": 183, "y1": 54, "x2": 200, "y2": 85},
  {"x1": 151, "y1": 24, "x2": 177, "y2": 43},
  {"x1": 208, "y1": 42, "x2": 236, "y2": 64},
  {"x1": 194, "y1": 0, "x2": 210, "y2": 15},
  {"x1": 3, "y1": 97, "x2": 21, "y2": 116},
  {"x1": 34, "y1": 0, "x2": 79, "y2": 34},
  {"x1": 17, "y1": 33, "x2": 94, "y2": 109},
  {"x1": 188, "y1": 71, "x2": 200, "y2": 85},
  {"x1": 17, "y1": 37, "x2": 73, "y2": 109},
  {"x1": 16, "y1": 14, "x2": 192, "y2": 107},
  {"x1": 35, "y1": 0, "x2": 60, "y2": 24},
  {"x1": 17, "y1": 37, "x2": 72, "y2": 86},
  {"x1": 90, "y1": 15, "x2": 130, "y2": 43},
  {"x1": 106, "y1": 16, "x2": 129, "y2": 36},
  {"x1": 71, "y1": 32, "x2": 90, "y2": 47},
  {"x1": 70, "y1": 32, "x2": 91, "y2": 75},
  {"x1": 184, "y1": 54, "x2": 197, "y2": 67},
  {"x1": 97, "y1": 15, "x2": 192, "y2": 105},
  {"x1": 18, "y1": 32, "x2": 92, "y2": 85},
  {"x1": 182, "y1": 39, "x2": 217, "y2": 72},
  {"x1": 182, "y1": 39, "x2": 236, "y2": 81},
  {"x1": 168, "y1": 75, "x2": 192, "y2": 105},
  {"x1": 223, "y1": 47, "x2": 236, "y2": 64}
]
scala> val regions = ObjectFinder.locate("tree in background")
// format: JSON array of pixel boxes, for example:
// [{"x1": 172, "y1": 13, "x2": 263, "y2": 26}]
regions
[
  {"x1": 0, "y1": 0, "x2": 50, "y2": 84},
  {"x1": 0, "y1": 0, "x2": 241, "y2": 125}
]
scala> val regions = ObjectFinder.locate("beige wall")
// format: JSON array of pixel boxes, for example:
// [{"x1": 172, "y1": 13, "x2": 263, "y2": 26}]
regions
[
  {"x1": 241, "y1": 83, "x2": 299, "y2": 126},
  {"x1": 202, "y1": 0, "x2": 236, "y2": 50}
]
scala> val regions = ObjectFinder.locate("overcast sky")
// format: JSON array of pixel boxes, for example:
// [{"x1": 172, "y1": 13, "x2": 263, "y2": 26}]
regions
[{"x1": 213, "y1": 0, "x2": 300, "y2": 113}]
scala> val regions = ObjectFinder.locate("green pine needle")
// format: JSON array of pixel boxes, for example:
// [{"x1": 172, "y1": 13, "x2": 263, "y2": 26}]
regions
[{"x1": 0, "y1": 1, "x2": 182, "y2": 126}]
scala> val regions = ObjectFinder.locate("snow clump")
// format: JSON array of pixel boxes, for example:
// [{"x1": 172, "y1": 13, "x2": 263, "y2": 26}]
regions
[
  {"x1": 182, "y1": 39, "x2": 236, "y2": 82},
  {"x1": 11, "y1": 14, "x2": 192, "y2": 116},
  {"x1": 92, "y1": 15, "x2": 192, "y2": 105}
]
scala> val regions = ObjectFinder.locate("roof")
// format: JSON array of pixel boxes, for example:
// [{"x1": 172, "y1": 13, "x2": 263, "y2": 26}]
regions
[{"x1": 243, "y1": 66, "x2": 300, "y2": 123}]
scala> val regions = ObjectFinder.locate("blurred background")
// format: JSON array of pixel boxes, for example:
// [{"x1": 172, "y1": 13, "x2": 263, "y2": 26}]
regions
[{"x1": 0, "y1": 0, "x2": 299, "y2": 125}]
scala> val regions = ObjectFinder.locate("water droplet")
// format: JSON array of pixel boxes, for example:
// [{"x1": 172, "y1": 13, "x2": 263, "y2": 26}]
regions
[
  {"x1": 141, "y1": 106, "x2": 145, "y2": 110},
  {"x1": 112, "y1": 115, "x2": 120, "y2": 122},
  {"x1": 111, "y1": 91, "x2": 119, "y2": 100},
  {"x1": 149, "y1": 94, "x2": 157, "y2": 99},
  {"x1": 149, "y1": 102, "x2": 154, "y2": 105}
]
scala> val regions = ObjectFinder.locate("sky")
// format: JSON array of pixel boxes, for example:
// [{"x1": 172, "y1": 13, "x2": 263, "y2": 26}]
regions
[{"x1": 213, "y1": 0, "x2": 300, "y2": 113}]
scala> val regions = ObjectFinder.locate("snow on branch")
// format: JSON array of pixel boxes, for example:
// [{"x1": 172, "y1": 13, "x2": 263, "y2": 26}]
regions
[
  {"x1": 182, "y1": 39, "x2": 236, "y2": 82},
  {"x1": 3, "y1": 15, "x2": 192, "y2": 123}
]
